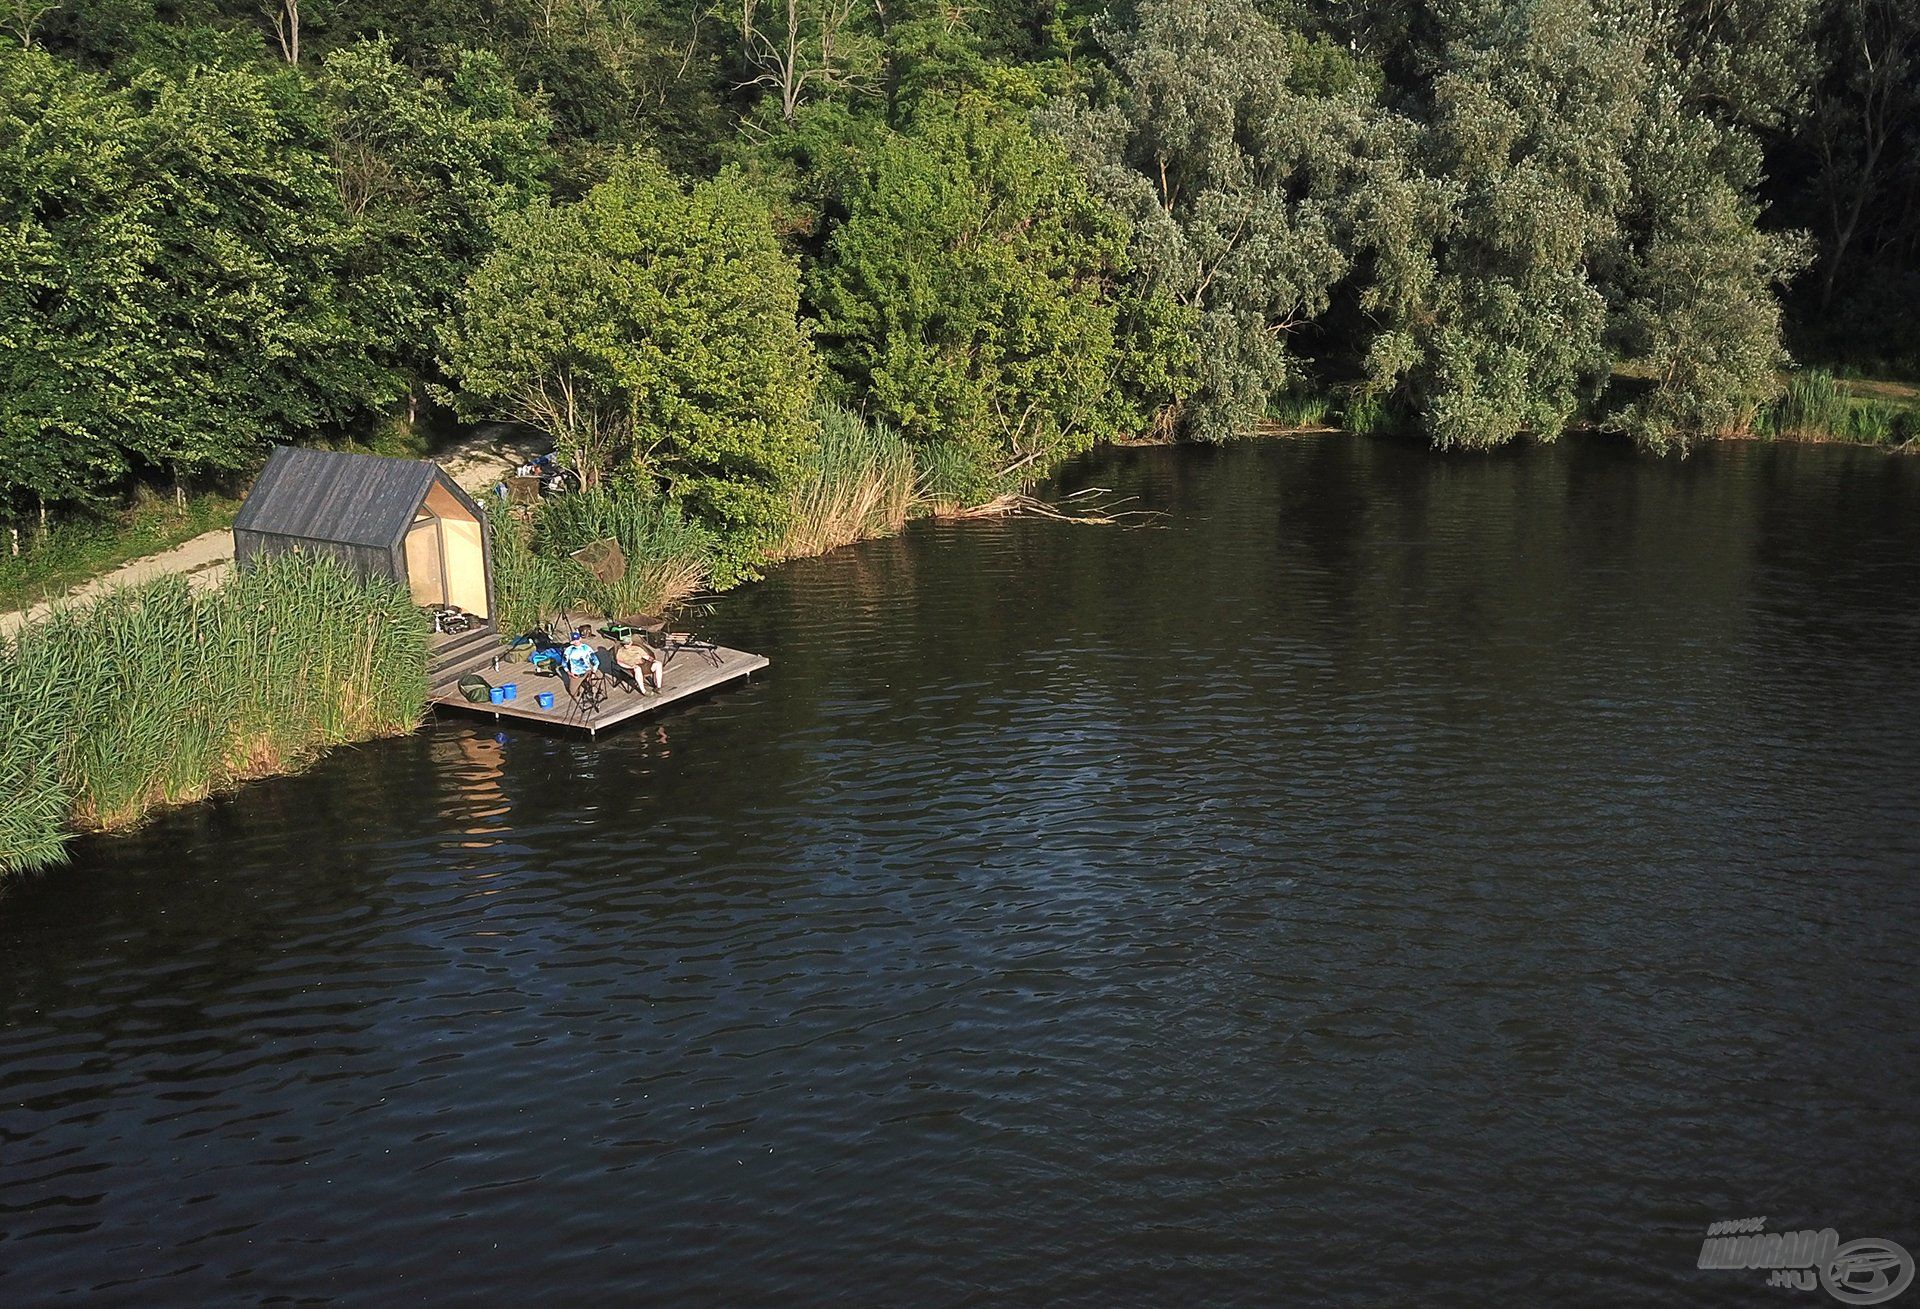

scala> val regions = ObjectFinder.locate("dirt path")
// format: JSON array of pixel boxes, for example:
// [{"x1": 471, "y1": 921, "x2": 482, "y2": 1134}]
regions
[{"x1": 0, "y1": 425, "x2": 540, "y2": 639}]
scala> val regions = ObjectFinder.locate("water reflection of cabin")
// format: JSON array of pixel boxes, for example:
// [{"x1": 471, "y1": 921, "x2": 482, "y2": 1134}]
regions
[{"x1": 233, "y1": 446, "x2": 494, "y2": 630}]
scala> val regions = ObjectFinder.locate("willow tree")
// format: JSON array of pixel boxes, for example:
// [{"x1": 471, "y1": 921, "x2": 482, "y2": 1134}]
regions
[
  {"x1": 1048, "y1": 0, "x2": 1382, "y2": 441},
  {"x1": 1357, "y1": 0, "x2": 1806, "y2": 450}
]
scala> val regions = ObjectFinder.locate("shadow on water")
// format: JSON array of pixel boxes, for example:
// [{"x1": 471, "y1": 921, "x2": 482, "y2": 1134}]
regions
[{"x1": 2, "y1": 435, "x2": 1918, "y2": 1306}]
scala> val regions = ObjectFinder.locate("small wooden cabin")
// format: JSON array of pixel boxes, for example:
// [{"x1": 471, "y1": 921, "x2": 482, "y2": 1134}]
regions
[{"x1": 233, "y1": 446, "x2": 494, "y2": 622}]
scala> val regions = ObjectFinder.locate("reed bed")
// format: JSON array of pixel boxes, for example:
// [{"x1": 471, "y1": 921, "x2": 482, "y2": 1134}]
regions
[
  {"x1": 537, "y1": 489, "x2": 717, "y2": 618},
  {"x1": 773, "y1": 405, "x2": 918, "y2": 560},
  {"x1": 1770, "y1": 369, "x2": 1852, "y2": 440},
  {"x1": 486, "y1": 488, "x2": 718, "y2": 634},
  {"x1": 0, "y1": 556, "x2": 426, "y2": 874},
  {"x1": 0, "y1": 647, "x2": 72, "y2": 873},
  {"x1": 483, "y1": 504, "x2": 574, "y2": 636},
  {"x1": 915, "y1": 439, "x2": 1010, "y2": 514},
  {"x1": 1759, "y1": 369, "x2": 1917, "y2": 445}
]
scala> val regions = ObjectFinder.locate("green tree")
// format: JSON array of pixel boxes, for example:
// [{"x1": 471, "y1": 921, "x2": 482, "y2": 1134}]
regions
[
  {"x1": 1356, "y1": 0, "x2": 1806, "y2": 450},
  {"x1": 319, "y1": 41, "x2": 551, "y2": 411},
  {"x1": 124, "y1": 58, "x2": 383, "y2": 478},
  {"x1": 0, "y1": 47, "x2": 380, "y2": 517},
  {"x1": 0, "y1": 46, "x2": 146, "y2": 515},
  {"x1": 443, "y1": 153, "x2": 819, "y2": 577},
  {"x1": 1052, "y1": 0, "x2": 1380, "y2": 441},
  {"x1": 1358, "y1": 0, "x2": 1640, "y2": 449},
  {"x1": 808, "y1": 96, "x2": 1137, "y2": 487},
  {"x1": 1604, "y1": 19, "x2": 1813, "y2": 447},
  {"x1": 1608, "y1": 179, "x2": 1809, "y2": 447}
]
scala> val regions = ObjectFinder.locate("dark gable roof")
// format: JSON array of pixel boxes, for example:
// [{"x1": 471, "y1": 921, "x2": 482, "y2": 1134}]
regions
[{"x1": 234, "y1": 446, "x2": 442, "y2": 550}]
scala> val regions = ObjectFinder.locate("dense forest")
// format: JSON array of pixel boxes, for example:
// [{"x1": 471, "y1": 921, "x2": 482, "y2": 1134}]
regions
[{"x1": 2, "y1": 0, "x2": 1917, "y2": 565}]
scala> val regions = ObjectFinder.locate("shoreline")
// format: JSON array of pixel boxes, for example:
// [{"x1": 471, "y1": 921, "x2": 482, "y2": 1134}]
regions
[
  {"x1": 6, "y1": 422, "x2": 1912, "y2": 881},
  {"x1": 1116, "y1": 420, "x2": 1919, "y2": 453}
]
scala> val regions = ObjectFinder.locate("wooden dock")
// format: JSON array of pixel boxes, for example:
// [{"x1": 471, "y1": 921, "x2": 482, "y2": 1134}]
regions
[{"x1": 426, "y1": 625, "x2": 767, "y2": 735}]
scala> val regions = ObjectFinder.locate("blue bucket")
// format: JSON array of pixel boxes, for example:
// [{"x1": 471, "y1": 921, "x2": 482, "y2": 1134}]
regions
[
  {"x1": 500, "y1": 682, "x2": 518, "y2": 701},
  {"x1": 488, "y1": 686, "x2": 507, "y2": 705},
  {"x1": 536, "y1": 691, "x2": 555, "y2": 709}
]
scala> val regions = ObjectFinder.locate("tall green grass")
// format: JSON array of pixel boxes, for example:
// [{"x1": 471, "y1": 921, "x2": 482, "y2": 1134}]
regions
[
  {"x1": 484, "y1": 486, "x2": 718, "y2": 633},
  {"x1": 487, "y1": 406, "x2": 922, "y2": 630},
  {"x1": 774, "y1": 404, "x2": 918, "y2": 559},
  {"x1": 1341, "y1": 389, "x2": 1399, "y2": 436},
  {"x1": 916, "y1": 439, "x2": 1012, "y2": 513},
  {"x1": 1771, "y1": 370, "x2": 1851, "y2": 439},
  {"x1": 484, "y1": 502, "x2": 575, "y2": 636},
  {"x1": 1267, "y1": 384, "x2": 1333, "y2": 430},
  {"x1": 0, "y1": 645, "x2": 72, "y2": 873},
  {"x1": 1761, "y1": 370, "x2": 1919, "y2": 445},
  {"x1": 0, "y1": 555, "x2": 426, "y2": 873}
]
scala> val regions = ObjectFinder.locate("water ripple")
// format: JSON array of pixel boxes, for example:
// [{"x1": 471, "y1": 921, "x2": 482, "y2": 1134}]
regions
[{"x1": 3, "y1": 436, "x2": 1918, "y2": 1306}]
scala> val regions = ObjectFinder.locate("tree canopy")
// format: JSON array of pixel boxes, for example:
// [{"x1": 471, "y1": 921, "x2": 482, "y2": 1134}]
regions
[
  {"x1": 809, "y1": 96, "x2": 1138, "y2": 492},
  {"x1": 3, "y1": 0, "x2": 1917, "y2": 530},
  {"x1": 442, "y1": 154, "x2": 819, "y2": 578}
]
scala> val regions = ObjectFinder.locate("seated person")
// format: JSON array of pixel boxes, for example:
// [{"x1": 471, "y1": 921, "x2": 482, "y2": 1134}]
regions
[
  {"x1": 560, "y1": 632, "x2": 601, "y2": 699},
  {"x1": 615, "y1": 633, "x2": 665, "y2": 694}
]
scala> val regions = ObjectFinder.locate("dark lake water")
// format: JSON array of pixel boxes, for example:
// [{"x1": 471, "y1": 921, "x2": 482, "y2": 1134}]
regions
[{"x1": 4, "y1": 435, "x2": 1919, "y2": 1306}]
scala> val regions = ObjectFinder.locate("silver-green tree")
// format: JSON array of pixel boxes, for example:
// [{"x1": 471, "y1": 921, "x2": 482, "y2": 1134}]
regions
[{"x1": 1049, "y1": 0, "x2": 1383, "y2": 441}]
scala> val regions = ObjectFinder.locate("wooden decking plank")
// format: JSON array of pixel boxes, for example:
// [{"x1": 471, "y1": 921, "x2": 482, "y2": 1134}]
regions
[{"x1": 429, "y1": 640, "x2": 767, "y2": 734}]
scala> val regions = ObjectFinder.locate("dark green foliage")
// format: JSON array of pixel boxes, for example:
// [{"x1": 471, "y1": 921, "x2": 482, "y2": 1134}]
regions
[
  {"x1": 124, "y1": 59, "x2": 389, "y2": 463},
  {"x1": 319, "y1": 41, "x2": 552, "y2": 403},
  {"x1": 809, "y1": 96, "x2": 1139, "y2": 480},
  {"x1": 4, "y1": 0, "x2": 1918, "y2": 550},
  {"x1": 0, "y1": 48, "x2": 388, "y2": 509},
  {"x1": 0, "y1": 48, "x2": 149, "y2": 510},
  {"x1": 2, "y1": 45, "x2": 396, "y2": 517},
  {"x1": 443, "y1": 153, "x2": 820, "y2": 580},
  {"x1": 283, "y1": 0, "x2": 732, "y2": 165}
]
